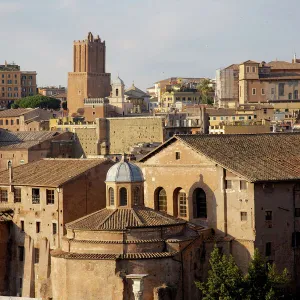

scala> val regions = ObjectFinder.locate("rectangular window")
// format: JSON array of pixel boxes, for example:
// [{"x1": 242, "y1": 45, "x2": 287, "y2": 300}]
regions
[
  {"x1": 18, "y1": 246, "x2": 24, "y2": 261},
  {"x1": 19, "y1": 277, "x2": 23, "y2": 290},
  {"x1": 265, "y1": 211, "x2": 272, "y2": 220},
  {"x1": 271, "y1": 88, "x2": 275, "y2": 95},
  {"x1": 11, "y1": 119, "x2": 14, "y2": 125},
  {"x1": 240, "y1": 212, "x2": 247, "y2": 221},
  {"x1": 52, "y1": 223, "x2": 57, "y2": 235},
  {"x1": 261, "y1": 88, "x2": 265, "y2": 95},
  {"x1": 252, "y1": 88, "x2": 256, "y2": 95},
  {"x1": 16, "y1": 119, "x2": 19, "y2": 125},
  {"x1": 36, "y1": 221, "x2": 41, "y2": 233},
  {"x1": 20, "y1": 220, "x2": 24, "y2": 232},
  {"x1": 14, "y1": 188, "x2": 21, "y2": 203},
  {"x1": 175, "y1": 152, "x2": 181, "y2": 160},
  {"x1": 5, "y1": 120, "x2": 8, "y2": 125},
  {"x1": 34, "y1": 248, "x2": 39, "y2": 264},
  {"x1": 225, "y1": 180, "x2": 232, "y2": 189},
  {"x1": 265, "y1": 242, "x2": 272, "y2": 256},
  {"x1": 32, "y1": 188, "x2": 40, "y2": 204},
  {"x1": 0, "y1": 189, "x2": 8, "y2": 202},
  {"x1": 252, "y1": 66, "x2": 256, "y2": 72},
  {"x1": 246, "y1": 66, "x2": 250, "y2": 72},
  {"x1": 240, "y1": 180, "x2": 247, "y2": 190},
  {"x1": 278, "y1": 83, "x2": 285, "y2": 96},
  {"x1": 295, "y1": 208, "x2": 300, "y2": 217},
  {"x1": 265, "y1": 210, "x2": 272, "y2": 228},
  {"x1": 46, "y1": 189, "x2": 55, "y2": 205}
]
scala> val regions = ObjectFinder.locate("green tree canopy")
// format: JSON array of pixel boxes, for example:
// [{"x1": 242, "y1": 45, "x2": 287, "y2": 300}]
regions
[
  {"x1": 196, "y1": 247, "x2": 245, "y2": 300},
  {"x1": 11, "y1": 95, "x2": 61, "y2": 110},
  {"x1": 197, "y1": 78, "x2": 214, "y2": 105},
  {"x1": 196, "y1": 247, "x2": 291, "y2": 300}
]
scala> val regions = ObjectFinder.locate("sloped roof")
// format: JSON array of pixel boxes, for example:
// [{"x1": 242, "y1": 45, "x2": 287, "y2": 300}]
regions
[
  {"x1": 240, "y1": 60, "x2": 260, "y2": 65},
  {"x1": 139, "y1": 133, "x2": 300, "y2": 182},
  {"x1": 0, "y1": 158, "x2": 110, "y2": 187},
  {"x1": 125, "y1": 84, "x2": 149, "y2": 98},
  {"x1": 66, "y1": 206, "x2": 186, "y2": 231},
  {"x1": 0, "y1": 108, "x2": 35, "y2": 118},
  {"x1": 0, "y1": 130, "x2": 60, "y2": 150},
  {"x1": 267, "y1": 61, "x2": 300, "y2": 70}
]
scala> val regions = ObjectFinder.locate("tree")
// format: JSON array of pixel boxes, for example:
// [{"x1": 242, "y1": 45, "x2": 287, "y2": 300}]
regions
[
  {"x1": 196, "y1": 247, "x2": 292, "y2": 300},
  {"x1": 11, "y1": 95, "x2": 60, "y2": 110},
  {"x1": 197, "y1": 79, "x2": 214, "y2": 105},
  {"x1": 244, "y1": 249, "x2": 290, "y2": 300},
  {"x1": 195, "y1": 247, "x2": 244, "y2": 300}
]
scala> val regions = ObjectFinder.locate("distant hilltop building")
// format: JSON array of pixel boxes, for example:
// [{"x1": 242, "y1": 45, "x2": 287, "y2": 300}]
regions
[
  {"x1": 215, "y1": 55, "x2": 300, "y2": 108},
  {"x1": 0, "y1": 61, "x2": 37, "y2": 108},
  {"x1": 67, "y1": 32, "x2": 111, "y2": 117}
]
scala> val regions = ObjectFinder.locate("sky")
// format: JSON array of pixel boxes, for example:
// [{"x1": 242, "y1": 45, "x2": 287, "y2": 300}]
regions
[{"x1": 0, "y1": 0, "x2": 299, "y2": 91}]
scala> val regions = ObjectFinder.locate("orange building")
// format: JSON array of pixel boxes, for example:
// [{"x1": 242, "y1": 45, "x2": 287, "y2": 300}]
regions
[{"x1": 0, "y1": 62, "x2": 37, "y2": 108}]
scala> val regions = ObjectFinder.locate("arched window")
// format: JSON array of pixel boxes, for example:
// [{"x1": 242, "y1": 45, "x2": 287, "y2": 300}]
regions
[
  {"x1": 120, "y1": 187, "x2": 127, "y2": 206},
  {"x1": 133, "y1": 187, "x2": 140, "y2": 206},
  {"x1": 178, "y1": 190, "x2": 187, "y2": 217},
  {"x1": 158, "y1": 189, "x2": 167, "y2": 212},
  {"x1": 193, "y1": 188, "x2": 207, "y2": 218},
  {"x1": 109, "y1": 187, "x2": 114, "y2": 206},
  {"x1": 116, "y1": 88, "x2": 119, "y2": 97}
]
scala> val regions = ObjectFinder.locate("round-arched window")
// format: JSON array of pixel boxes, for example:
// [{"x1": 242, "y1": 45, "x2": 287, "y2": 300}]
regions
[
  {"x1": 178, "y1": 189, "x2": 187, "y2": 217},
  {"x1": 158, "y1": 189, "x2": 167, "y2": 212},
  {"x1": 120, "y1": 187, "x2": 127, "y2": 206},
  {"x1": 109, "y1": 188, "x2": 114, "y2": 206},
  {"x1": 133, "y1": 187, "x2": 140, "y2": 205}
]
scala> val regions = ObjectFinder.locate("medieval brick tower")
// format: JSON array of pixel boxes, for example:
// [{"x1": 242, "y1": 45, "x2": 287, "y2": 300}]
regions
[{"x1": 67, "y1": 32, "x2": 111, "y2": 116}]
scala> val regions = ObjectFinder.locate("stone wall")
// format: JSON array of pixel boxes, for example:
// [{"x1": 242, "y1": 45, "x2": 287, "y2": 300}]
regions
[{"x1": 107, "y1": 117, "x2": 165, "y2": 154}]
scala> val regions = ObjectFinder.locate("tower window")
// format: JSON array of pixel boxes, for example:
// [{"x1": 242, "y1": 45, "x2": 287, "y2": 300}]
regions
[
  {"x1": 116, "y1": 88, "x2": 119, "y2": 97},
  {"x1": 36, "y1": 221, "x2": 41, "y2": 233},
  {"x1": 133, "y1": 187, "x2": 140, "y2": 205},
  {"x1": 120, "y1": 188, "x2": 127, "y2": 206},
  {"x1": 175, "y1": 152, "x2": 181, "y2": 160},
  {"x1": 109, "y1": 187, "x2": 114, "y2": 206}
]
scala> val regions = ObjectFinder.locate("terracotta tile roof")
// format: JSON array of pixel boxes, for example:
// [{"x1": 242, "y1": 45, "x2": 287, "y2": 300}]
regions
[
  {"x1": 140, "y1": 133, "x2": 300, "y2": 182},
  {"x1": 206, "y1": 108, "x2": 238, "y2": 116},
  {"x1": 0, "y1": 108, "x2": 36, "y2": 118},
  {"x1": 240, "y1": 60, "x2": 259, "y2": 65},
  {"x1": 66, "y1": 206, "x2": 186, "y2": 231},
  {"x1": 267, "y1": 61, "x2": 300, "y2": 70},
  {"x1": 0, "y1": 130, "x2": 60, "y2": 150},
  {"x1": 51, "y1": 250, "x2": 178, "y2": 260},
  {"x1": 0, "y1": 158, "x2": 110, "y2": 187},
  {"x1": 0, "y1": 209, "x2": 13, "y2": 222},
  {"x1": 224, "y1": 64, "x2": 239, "y2": 71},
  {"x1": 70, "y1": 238, "x2": 164, "y2": 244}
]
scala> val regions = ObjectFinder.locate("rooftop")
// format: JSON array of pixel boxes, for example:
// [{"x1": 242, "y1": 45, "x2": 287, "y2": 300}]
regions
[
  {"x1": 266, "y1": 61, "x2": 300, "y2": 70},
  {"x1": 0, "y1": 158, "x2": 110, "y2": 187},
  {"x1": 0, "y1": 130, "x2": 61, "y2": 150},
  {"x1": 0, "y1": 108, "x2": 36, "y2": 118},
  {"x1": 140, "y1": 133, "x2": 300, "y2": 182},
  {"x1": 66, "y1": 206, "x2": 186, "y2": 231}
]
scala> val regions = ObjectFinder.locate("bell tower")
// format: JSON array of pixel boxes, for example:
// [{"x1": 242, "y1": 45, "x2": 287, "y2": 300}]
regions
[{"x1": 67, "y1": 32, "x2": 111, "y2": 116}]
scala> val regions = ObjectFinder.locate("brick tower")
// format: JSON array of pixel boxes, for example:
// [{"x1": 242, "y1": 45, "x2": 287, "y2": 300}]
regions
[{"x1": 67, "y1": 32, "x2": 111, "y2": 116}]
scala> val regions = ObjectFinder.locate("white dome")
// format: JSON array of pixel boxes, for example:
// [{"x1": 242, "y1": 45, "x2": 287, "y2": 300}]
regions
[
  {"x1": 106, "y1": 160, "x2": 143, "y2": 183},
  {"x1": 112, "y1": 76, "x2": 124, "y2": 86}
]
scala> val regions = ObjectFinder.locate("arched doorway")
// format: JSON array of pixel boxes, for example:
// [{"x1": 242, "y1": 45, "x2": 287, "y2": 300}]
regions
[{"x1": 193, "y1": 188, "x2": 207, "y2": 218}]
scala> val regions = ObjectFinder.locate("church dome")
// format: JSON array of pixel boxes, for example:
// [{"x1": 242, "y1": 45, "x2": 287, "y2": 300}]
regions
[
  {"x1": 106, "y1": 159, "x2": 143, "y2": 183},
  {"x1": 112, "y1": 76, "x2": 124, "y2": 86}
]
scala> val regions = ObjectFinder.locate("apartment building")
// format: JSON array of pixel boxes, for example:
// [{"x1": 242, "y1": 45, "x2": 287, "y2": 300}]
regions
[
  {"x1": 0, "y1": 158, "x2": 114, "y2": 297},
  {"x1": 0, "y1": 108, "x2": 58, "y2": 132},
  {"x1": 0, "y1": 62, "x2": 37, "y2": 108}
]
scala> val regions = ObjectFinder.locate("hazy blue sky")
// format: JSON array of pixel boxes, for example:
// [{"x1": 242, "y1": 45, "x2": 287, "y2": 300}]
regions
[{"x1": 0, "y1": 0, "x2": 298, "y2": 90}]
